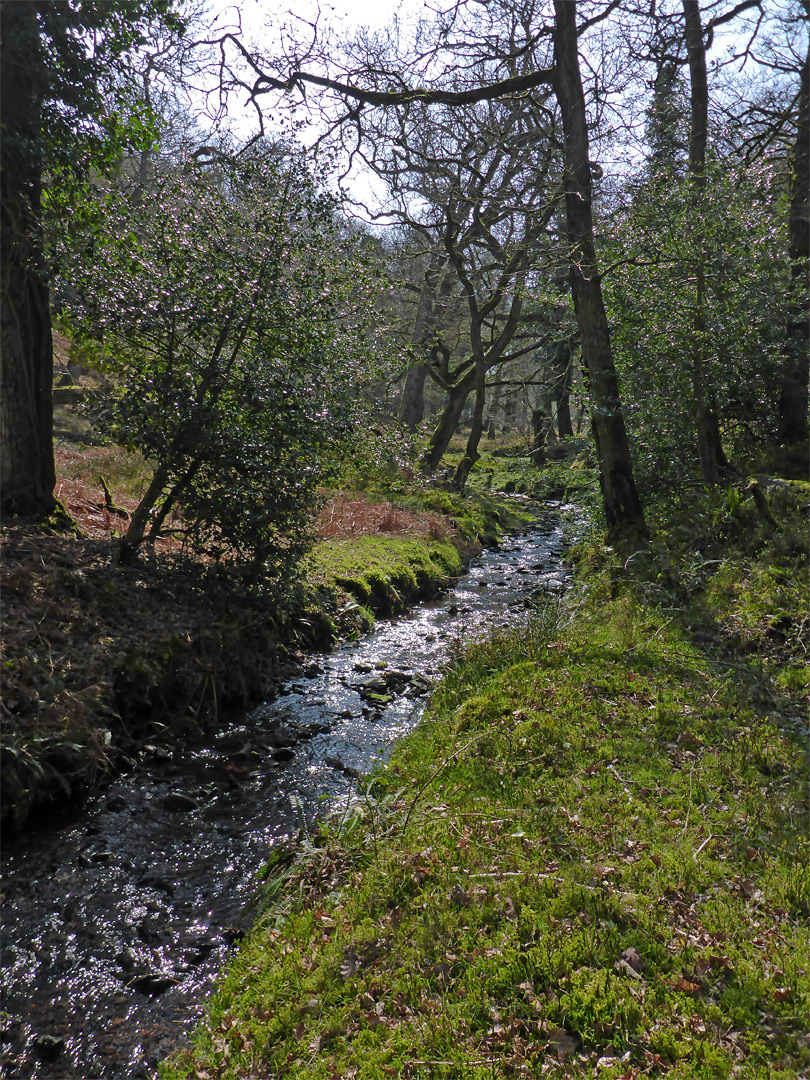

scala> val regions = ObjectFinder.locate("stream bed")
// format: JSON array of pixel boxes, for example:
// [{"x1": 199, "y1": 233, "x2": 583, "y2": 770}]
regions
[{"x1": 1, "y1": 502, "x2": 573, "y2": 1079}]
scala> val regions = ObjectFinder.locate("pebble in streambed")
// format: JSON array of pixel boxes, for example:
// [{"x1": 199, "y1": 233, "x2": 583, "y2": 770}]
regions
[{"x1": 0, "y1": 503, "x2": 575, "y2": 1080}]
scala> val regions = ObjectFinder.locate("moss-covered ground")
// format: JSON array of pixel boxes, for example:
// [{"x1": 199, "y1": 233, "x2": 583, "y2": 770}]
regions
[
  {"x1": 160, "y1": 479, "x2": 808, "y2": 1080},
  {"x1": 0, "y1": 445, "x2": 525, "y2": 832}
]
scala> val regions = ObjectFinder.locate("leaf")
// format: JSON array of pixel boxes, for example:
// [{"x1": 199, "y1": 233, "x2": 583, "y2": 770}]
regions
[
  {"x1": 621, "y1": 947, "x2": 645, "y2": 973},
  {"x1": 450, "y1": 884, "x2": 470, "y2": 907},
  {"x1": 546, "y1": 1028, "x2": 580, "y2": 1057},
  {"x1": 773, "y1": 987, "x2": 793, "y2": 1002},
  {"x1": 340, "y1": 948, "x2": 360, "y2": 980}
]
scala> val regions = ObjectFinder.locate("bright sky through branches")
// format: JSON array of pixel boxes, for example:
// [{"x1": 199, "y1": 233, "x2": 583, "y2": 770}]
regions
[
  {"x1": 209, "y1": 0, "x2": 426, "y2": 215},
  {"x1": 227, "y1": 0, "x2": 424, "y2": 33}
]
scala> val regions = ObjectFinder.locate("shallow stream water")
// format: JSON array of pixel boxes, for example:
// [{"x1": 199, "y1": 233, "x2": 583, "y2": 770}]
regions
[{"x1": 1, "y1": 502, "x2": 573, "y2": 1079}]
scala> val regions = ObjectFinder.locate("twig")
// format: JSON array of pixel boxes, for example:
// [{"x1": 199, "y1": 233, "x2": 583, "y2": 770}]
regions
[
  {"x1": 401, "y1": 733, "x2": 488, "y2": 836},
  {"x1": 693, "y1": 833, "x2": 713, "y2": 858}
]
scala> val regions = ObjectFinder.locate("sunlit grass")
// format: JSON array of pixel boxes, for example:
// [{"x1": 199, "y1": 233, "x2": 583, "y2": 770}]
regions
[{"x1": 160, "y1": 584, "x2": 809, "y2": 1080}]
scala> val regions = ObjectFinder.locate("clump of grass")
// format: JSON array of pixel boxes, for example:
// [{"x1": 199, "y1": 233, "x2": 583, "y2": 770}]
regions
[
  {"x1": 307, "y1": 535, "x2": 463, "y2": 621},
  {"x1": 54, "y1": 443, "x2": 153, "y2": 502},
  {"x1": 160, "y1": 583, "x2": 809, "y2": 1080}
]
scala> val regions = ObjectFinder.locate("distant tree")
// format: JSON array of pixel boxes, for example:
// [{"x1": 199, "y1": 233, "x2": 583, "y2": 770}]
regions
[{"x1": 0, "y1": 0, "x2": 181, "y2": 519}]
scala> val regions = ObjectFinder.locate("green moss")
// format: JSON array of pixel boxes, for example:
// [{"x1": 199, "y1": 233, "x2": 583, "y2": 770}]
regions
[
  {"x1": 307, "y1": 536, "x2": 463, "y2": 619},
  {"x1": 160, "y1": 511, "x2": 809, "y2": 1080}
]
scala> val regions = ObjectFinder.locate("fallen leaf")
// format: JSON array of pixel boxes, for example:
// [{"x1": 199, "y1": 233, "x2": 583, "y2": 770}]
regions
[
  {"x1": 450, "y1": 885, "x2": 470, "y2": 907},
  {"x1": 340, "y1": 949, "x2": 360, "y2": 980},
  {"x1": 621, "y1": 947, "x2": 644, "y2": 973},
  {"x1": 546, "y1": 1028, "x2": 580, "y2": 1057},
  {"x1": 773, "y1": 987, "x2": 793, "y2": 1002}
]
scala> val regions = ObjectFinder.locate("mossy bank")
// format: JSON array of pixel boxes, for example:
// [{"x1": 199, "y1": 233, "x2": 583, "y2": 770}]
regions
[
  {"x1": 0, "y1": 488, "x2": 521, "y2": 834},
  {"x1": 161, "y1": 481, "x2": 809, "y2": 1080}
]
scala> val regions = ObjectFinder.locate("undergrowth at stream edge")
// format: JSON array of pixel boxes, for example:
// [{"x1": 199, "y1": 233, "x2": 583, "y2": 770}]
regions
[{"x1": 159, "y1": 489, "x2": 810, "y2": 1080}]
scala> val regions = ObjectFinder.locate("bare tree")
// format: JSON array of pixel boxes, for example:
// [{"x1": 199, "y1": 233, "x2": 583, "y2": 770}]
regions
[{"x1": 214, "y1": 0, "x2": 648, "y2": 534}]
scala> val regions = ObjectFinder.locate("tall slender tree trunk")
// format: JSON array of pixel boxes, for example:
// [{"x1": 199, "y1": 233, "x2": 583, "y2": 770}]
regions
[
  {"x1": 453, "y1": 363, "x2": 487, "y2": 491},
  {"x1": 780, "y1": 39, "x2": 809, "y2": 445},
  {"x1": 530, "y1": 394, "x2": 554, "y2": 465},
  {"x1": 554, "y1": 339, "x2": 574, "y2": 438},
  {"x1": 682, "y1": 0, "x2": 731, "y2": 484},
  {"x1": 398, "y1": 362, "x2": 429, "y2": 430},
  {"x1": 552, "y1": 1, "x2": 647, "y2": 539},
  {"x1": 422, "y1": 367, "x2": 476, "y2": 472},
  {"x1": 398, "y1": 255, "x2": 452, "y2": 430},
  {"x1": 0, "y1": 4, "x2": 56, "y2": 519}
]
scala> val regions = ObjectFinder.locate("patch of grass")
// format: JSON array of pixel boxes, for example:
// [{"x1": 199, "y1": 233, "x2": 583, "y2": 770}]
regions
[
  {"x1": 54, "y1": 443, "x2": 153, "y2": 502},
  {"x1": 466, "y1": 439, "x2": 601, "y2": 506},
  {"x1": 159, "y1": 556, "x2": 809, "y2": 1079},
  {"x1": 307, "y1": 536, "x2": 464, "y2": 621}
]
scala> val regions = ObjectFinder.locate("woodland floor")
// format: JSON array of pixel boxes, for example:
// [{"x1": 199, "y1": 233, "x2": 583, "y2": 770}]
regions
[
  {"x1": 1, "y1": 441, "x2": 484, "y2": 834},
  {"x1": 159, "y1": 477, "x2": 810, "y2": 1080}
]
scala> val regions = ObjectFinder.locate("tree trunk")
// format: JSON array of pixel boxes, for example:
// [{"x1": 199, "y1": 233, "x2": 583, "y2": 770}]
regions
[
  {"x1": 421, "y1": 367, "x2": 476, "y2": 472},
  {"x1": 530, "y1": 396, "x2": 554, "y2": 465},
  {"x1": 398, "y1": 362, "x2": 429, "y2": 430},
  {"x1": 780, "y1": 39, "x2": 809, "y2": 445},
  {"x1": 530, "y1": 411, "x2": 547, "y2": 466},
  {"x1": 452, "y1": 364, "x2": 487, "y2": 491},
  {"x1": 398, "y1": 254, "x2": 452, "y2": 430},
  {"x1": 683, "y1": 0, "x2": 731, "y2": 483},
  {"x1": 119, "y1": 463, "x2": 171, "y2": 563},
  {"x1": 554, "y1": 340, "x2": 574, "y2": 438},
  {"x1": 0, "y1": 4, "x2": 56, "y2": 519},
  {"x1": 552, "y1": 1, "x2": 647, "y2": 539}
]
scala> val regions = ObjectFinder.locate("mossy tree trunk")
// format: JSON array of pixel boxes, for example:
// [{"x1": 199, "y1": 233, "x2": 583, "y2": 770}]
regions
[
  {"x1": 682, "y1": 0, "x2": 732, "y2": 484},
  {"x1": 552, "y1": 0, "x2": 647, "y2": 540}
]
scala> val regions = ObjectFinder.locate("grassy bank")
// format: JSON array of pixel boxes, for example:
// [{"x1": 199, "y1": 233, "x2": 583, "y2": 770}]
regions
[
  {"x1": 161, "y1": 483, "x2": 809, "y2": 1080},
  {"x1": 0, "y1": 450, "x2": 522, "y2": 832}
]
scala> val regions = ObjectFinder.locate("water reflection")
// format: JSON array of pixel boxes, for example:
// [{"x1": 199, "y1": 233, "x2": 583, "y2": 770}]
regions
[{"x1": 0, "y1": 503, "x2": 573, "y2": 1079}]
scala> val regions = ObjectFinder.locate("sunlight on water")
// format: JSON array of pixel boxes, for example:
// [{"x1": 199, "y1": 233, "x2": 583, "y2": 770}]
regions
[{"x1": 0, "y1": 503, "x2": 577, "y2": 1080}]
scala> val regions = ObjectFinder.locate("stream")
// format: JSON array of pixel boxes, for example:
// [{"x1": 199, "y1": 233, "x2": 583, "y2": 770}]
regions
[{"x1": 1, "y1": 501, "x2": 573, "y2": 1080}]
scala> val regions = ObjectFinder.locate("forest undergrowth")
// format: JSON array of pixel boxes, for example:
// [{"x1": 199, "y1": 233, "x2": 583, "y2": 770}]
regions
[
  {"x1": 160, "y1": 479, "x2": 809, "y2": 1080},
  {"x1": 0, "y1": 442, "x2": 517, "y2": 833}
]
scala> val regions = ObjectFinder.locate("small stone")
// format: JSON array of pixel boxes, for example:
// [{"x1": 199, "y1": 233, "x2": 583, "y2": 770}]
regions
[
  {"x1": 357, "y1": 676, "x2": 389, "y2": 696},
  {"x1": 268, "y1": 724, "x2": 298, "y2": 748},
  {"x1": 128, "y1": 971, "x2": 180, "y2": 996},
  {"x1": 117, "y1": 949, "x2": 137, "y2": 970},
  {"x1": 383, "y1": 669, "x2": 410, "y2": 688},
  {"x1": 271, "y1": 747, "x2": 296, "y2": 763},
  {"x1": 161, "y1": 792, "x2": 198, "y2": 813},
  {"x1": 32, "y1": 1035, "x2": 65, "y2": 1060}
]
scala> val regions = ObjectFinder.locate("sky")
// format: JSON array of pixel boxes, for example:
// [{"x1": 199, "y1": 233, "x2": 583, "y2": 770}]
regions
[
  {"x1": 207, "y1": 0, "x2": 428, "y2": 214},
  {"x1": 213, "y1": 0, "x2": 425, "y2": 46}
]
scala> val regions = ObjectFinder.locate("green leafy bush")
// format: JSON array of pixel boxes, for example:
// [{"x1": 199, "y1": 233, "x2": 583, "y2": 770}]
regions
[{"x1": 58, "y1": 148, "x2": 391, "y2": 584}]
